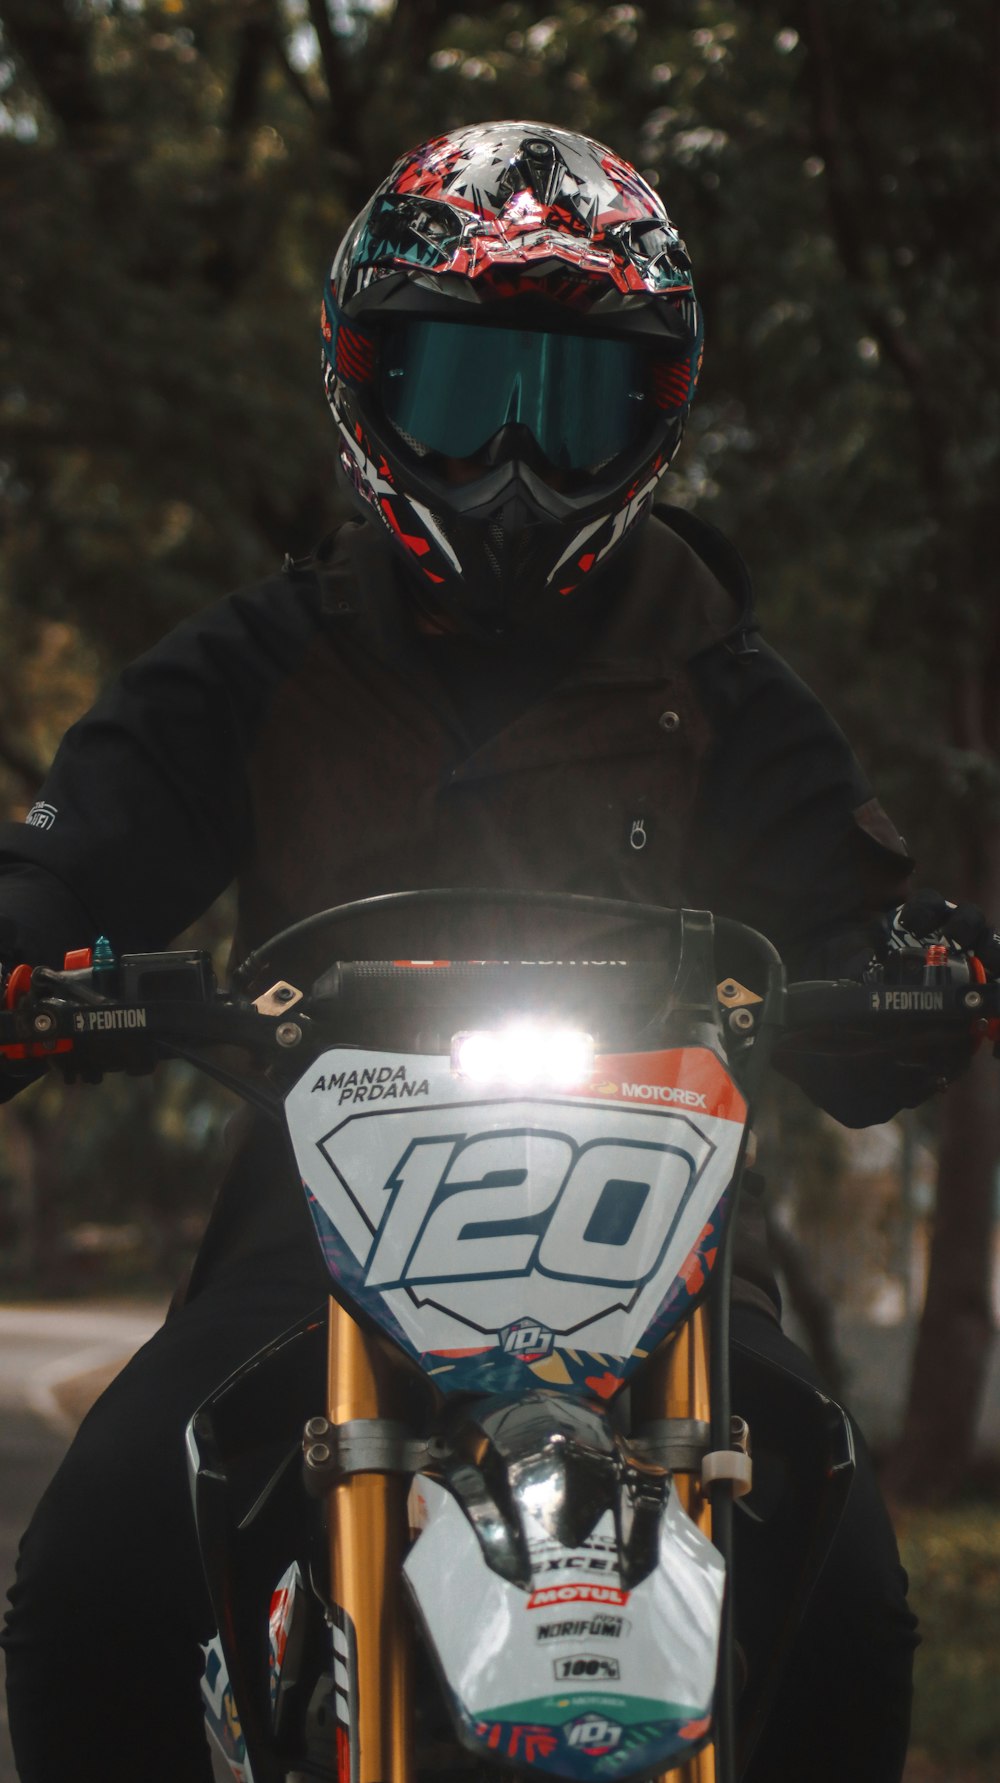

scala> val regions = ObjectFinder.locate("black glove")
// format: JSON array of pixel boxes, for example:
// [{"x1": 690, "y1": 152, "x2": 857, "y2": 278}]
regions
[
  {"x1": 0, "y1": 917, "x2": 45, "y2": 1103},
  {"x1": 881, "y1": 889, "x2": 1000, "y2": 977}
]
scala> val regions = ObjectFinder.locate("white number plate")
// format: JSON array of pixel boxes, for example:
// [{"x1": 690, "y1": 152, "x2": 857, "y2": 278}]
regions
[{"x1": 284, "y1": 1048, "x2": 745, "y2": 1375}]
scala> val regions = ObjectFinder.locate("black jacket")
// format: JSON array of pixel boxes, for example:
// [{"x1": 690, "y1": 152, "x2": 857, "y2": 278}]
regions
[
  {"x1": 0, "y1": 509, "x2": 916, "y2": 1314},
  {"x1": 0, "y1": 508, "x2": 910, "y2": 969}
]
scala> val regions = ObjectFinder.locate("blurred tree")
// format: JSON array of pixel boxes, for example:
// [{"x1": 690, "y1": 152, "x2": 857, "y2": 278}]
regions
[
  {"x1": 0, "y1": 0, "x2": 997, "y2": 1494},
  {"x1": 785, "y1": 0, "x2": 1000, "y2": 1505}
]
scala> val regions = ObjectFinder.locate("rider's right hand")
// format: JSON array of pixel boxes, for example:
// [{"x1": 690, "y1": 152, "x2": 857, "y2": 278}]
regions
[
  {"x1": 0, "y1": 994, "x2": 34, "y2": 1101},
  {"x1": 0, "y1": 918, "x2": 45, "y2": 1102}
]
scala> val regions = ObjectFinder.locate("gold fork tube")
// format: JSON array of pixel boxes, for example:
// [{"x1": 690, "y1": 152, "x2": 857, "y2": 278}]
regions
[
  {"x1": 633, "y1": 1306, "x2": 716, "y2": 1783},
  {"x1": 326, "y1": 1296, "x2": 414, "y2": 1783}
]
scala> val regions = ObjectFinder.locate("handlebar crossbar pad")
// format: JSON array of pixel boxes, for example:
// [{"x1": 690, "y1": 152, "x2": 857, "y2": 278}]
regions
[{"x1": 308, "y1": 959, "x2": 680, "y2": 1014}]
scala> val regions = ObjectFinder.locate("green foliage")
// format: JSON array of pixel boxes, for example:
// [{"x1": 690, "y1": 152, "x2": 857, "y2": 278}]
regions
[
  {"x1": 4, "y1": 0, "x2": 998, "y2": 766},
  {"x1": 0, "y1": 1060, "x2": 237, "y2": 1291},
  {"x1": 2, "y1": 0, "x2": 352, "y2": 667},
  {"x1": 2, "y1": 2, "x2": 1000, "y2": 1322},
  {"x1": 898, "y1": 1503, "x2": 1000, "y2": 1768}
]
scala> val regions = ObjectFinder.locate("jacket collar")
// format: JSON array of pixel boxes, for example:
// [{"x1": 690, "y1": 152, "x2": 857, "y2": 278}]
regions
[
  {"x1": 568, "y1": 506, "x2": 752, "y2": 685},
  {"x1": 312, "y1": 504, "x2": 754, "y2": 686}
]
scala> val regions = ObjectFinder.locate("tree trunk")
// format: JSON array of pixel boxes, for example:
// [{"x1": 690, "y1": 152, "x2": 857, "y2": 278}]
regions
[
  {"x1": 764, "y1": 1204, "x2": 846, "y2": 1400},
  {"x1": 887, "y1": 669, "x2": 1000, "y2": 1503},
  {"x1": 884, "y1": 1048, "x2": 1000, "y2": 1503},
  {"x1": 797, "y1": 0, "x2": 1000, "y2": 1508}
]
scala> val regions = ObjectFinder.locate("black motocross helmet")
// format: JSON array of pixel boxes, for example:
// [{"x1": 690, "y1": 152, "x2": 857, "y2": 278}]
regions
[{"x1": 322, "y1": 121, "x2": 703, "y2": 639}]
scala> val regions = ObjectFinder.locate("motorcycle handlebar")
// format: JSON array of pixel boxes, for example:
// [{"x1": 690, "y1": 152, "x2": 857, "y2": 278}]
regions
[
  {"x1": 784, "y1": 974, "x2": 998, "y2": 1029},
  {"x1": 1, "y1": 948, "x2": 996, "y2": 1069}
]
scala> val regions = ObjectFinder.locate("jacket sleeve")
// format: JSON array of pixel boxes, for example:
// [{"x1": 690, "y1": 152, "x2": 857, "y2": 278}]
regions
[
  {"x1": 0, "y1": 568, "x2": 325, "y2": 969},
  {"x1": 686, "y1": 637, "x2": 927, "y2": 1125}
]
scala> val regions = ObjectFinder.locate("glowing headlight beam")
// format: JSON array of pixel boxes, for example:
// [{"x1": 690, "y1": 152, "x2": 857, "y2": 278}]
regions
[{"x1": 451, "y1": 1024, "x2": 594, "y2": 1089}]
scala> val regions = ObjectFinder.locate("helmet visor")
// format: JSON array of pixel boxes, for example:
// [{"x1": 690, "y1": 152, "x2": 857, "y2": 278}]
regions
[{"x1": 378, "y1": 318, "x2": 654, "y2": 473}]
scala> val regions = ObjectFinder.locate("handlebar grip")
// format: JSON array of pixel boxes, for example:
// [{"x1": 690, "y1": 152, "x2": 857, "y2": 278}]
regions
[{"x1": 783, "y1": 977, "x2": 1000, "y2": 1030}]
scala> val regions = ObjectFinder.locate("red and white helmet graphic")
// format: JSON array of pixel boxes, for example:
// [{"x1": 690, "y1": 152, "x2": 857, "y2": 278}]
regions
[{"x1": 321, "y1": 121, "x2": 703, "y2": 638}]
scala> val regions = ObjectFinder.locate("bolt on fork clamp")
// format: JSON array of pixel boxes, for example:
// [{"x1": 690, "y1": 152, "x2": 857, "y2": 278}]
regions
[{"x1": 302, "y1": 1416, "x2": 441, "y2": 1494}]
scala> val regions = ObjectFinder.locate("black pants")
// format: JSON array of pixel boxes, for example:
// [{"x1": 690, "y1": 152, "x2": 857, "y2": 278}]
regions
[
  {"x1": 731, "y1": 1309, "x2": 919, "y2": 1782},
  {"x1": 2, "y1": 1257, "x2": 917, "y2": 1782}
]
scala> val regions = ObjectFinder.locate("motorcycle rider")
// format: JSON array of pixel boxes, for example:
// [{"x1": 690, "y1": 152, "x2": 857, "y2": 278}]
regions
[{"x1": 0, "y1": 121, "x2": 989, "y2": 1781}]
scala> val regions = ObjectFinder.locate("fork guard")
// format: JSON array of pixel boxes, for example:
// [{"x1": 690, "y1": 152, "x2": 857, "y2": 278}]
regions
[{"x1": 403, "y1": 1392, "x2": 725, "y2": 1781}]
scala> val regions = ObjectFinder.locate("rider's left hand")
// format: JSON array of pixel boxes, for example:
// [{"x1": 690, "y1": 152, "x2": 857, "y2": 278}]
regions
[{"x1": 881, "y1": 889, "x2": 1000, "y2": 977}]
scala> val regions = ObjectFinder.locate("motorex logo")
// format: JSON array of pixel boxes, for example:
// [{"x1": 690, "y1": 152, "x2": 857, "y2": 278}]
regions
[{"x1": 622, "y1": 1082, "x2": 707, "y2": 1110}]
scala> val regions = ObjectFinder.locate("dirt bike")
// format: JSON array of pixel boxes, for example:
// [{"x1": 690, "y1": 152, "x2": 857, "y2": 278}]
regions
[{"x1": 2, "y1": 888, "x2": 990, "y2": 1783}]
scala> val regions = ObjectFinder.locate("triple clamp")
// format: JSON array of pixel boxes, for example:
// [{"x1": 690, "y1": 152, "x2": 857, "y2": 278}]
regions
[
  {"x1": 302, "y1": 1416, "x2": 441, "y2": 1496},
  {"x1": 633, "y1": 1414, "x2": 752, "y2": 1497},
  {"x1": 631, "y1": 1416, "x2": 710, "y2": 1473}
]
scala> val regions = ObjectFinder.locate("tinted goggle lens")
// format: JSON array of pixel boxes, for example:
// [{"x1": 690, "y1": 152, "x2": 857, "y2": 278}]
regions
[{"x1": 378, "y1": 318, "x2": 655, "y2": 472}]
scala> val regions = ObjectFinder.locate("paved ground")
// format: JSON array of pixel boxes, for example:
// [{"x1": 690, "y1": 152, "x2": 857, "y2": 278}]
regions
[
  {"x1": 0, "y1": 1410, "x2": 68, "y2": 1783},
  {"x1": 0, "y1": 1302, "x2": 166, "y2": 1783},
  {"x1": 0, "y1": 1302, "x2": 166, "y2": 1433}
]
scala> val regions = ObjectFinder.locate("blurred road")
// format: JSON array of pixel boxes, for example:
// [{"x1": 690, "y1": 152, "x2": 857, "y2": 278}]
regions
[
  {"x1": 0, "y1": 1304, "x2": 164, "y2": 1783},
  {"x1": 0, "y1": 1304, "x2": 164, "y2": 1434},
  {"x1": 0, "y1": 1410, "x2": 67, "y2": 1783}
]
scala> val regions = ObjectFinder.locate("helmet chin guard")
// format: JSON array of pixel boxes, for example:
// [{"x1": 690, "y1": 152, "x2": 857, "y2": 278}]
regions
[
  {"x1": 423, "y1": 469, "x2": 595, "y2": 643},
  {"x1": 321, "y1": 121, "x2": 703, "y2": 639}
]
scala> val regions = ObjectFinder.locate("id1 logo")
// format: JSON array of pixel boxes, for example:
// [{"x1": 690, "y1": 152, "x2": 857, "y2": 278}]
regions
[
  {"x1": 565, "y1": 1715, "x2": 623, "y2": 1755},
  {"x1": 500, "y1": 1318, "x2": 554, "y2": 1360}
]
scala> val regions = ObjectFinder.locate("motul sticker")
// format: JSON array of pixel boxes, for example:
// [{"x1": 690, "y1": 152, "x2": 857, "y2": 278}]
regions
[{"x1": 527, "y1": 1584, "x2": 629, "y2": 1609}]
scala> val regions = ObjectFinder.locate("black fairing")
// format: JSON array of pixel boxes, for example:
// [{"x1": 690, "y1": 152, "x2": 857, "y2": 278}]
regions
[
  {"x1": 187, "y1": 1309, "x2": 328, "y2": 1783},
  {"x1": 730, "y1": 1341, "x2": 856, "y2": 1775}
]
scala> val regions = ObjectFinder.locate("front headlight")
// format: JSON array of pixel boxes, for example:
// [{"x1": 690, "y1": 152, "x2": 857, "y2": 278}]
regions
[{"x1": 451, "y1": 1023, "x2": 594, "y2": 1089}]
